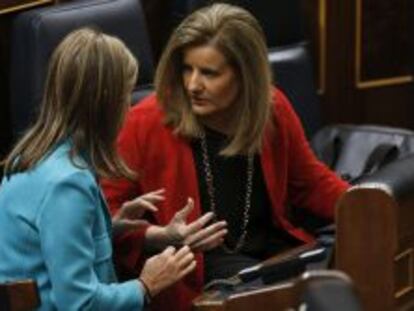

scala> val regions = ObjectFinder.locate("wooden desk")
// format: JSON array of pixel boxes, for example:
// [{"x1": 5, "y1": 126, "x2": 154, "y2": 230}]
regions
[
  {"x1": 0, "y1": 279, "x2": 40, "y2": 311},
  {"x1": 193, "y1": 270, "x2": 358, "y2": 311},
  {"x1": 336, "y1": 183, "x2": 414, "y2": 311},
  {"x1": 192, "y1": 243, "x2": 318, "y2": 311},
  {"x1": 193, "y1": 281, "x2": 298, "y2": 311}
]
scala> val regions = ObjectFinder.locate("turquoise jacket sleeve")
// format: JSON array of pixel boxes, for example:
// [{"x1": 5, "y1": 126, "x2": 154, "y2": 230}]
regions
[{"x1": 36, "y1": 170, "x2": 144, "y2": 310}]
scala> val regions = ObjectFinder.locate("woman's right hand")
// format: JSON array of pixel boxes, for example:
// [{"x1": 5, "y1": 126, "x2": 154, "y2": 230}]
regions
[
  {"x1": 112, "y1": 189, "x2": 165, "y2": 237},
  {"x1": 138, "y1": 245, "x2": 196, "y2": 297}
]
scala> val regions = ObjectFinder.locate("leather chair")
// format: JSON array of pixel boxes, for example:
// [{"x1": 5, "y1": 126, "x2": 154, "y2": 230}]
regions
[
  {"x1": 268, "y1": 42, "x2": 414, "y2": 184},
  {"x1": 0, "y1": 279, "x2": 40, "y2": 311},
  {"x1": 300, "y1": 270, "x2": 363, "y2": 311},
  {"x1": 268, "y1": 42, "x2": 322, "y2": 138},
  {"x1": 9, "y1": 0, "x2": 154, "y2": 138},
  {"x1": 131, "y1": 84, "x2": 154, "y2": 106},
  {"x1": 311, "y1": 124, "x2": 414, "y2": 184}
]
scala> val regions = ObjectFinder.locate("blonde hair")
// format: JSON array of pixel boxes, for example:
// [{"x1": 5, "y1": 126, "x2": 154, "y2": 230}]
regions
[
  {"x1": 155, "y1": 3, "x2": 273, "y2": 156},
  {"x1": 4, "y1": 28, "x2": 138, "y2": 179}
]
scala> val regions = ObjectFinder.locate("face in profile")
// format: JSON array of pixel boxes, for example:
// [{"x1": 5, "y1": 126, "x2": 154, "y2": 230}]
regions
[{"x1": 182, "y1": 44, "x2": 240, "y2": 127}]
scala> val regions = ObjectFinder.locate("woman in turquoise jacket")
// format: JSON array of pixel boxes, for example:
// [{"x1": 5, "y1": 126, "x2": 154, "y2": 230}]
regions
[{"x1": 0, "y1": 28, "x2": 195, "y2": 310}]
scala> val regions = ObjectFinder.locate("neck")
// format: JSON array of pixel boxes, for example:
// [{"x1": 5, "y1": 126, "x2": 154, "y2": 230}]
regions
[{"x1": 199, "y1": 112, "x2": 236, "y2": 136}]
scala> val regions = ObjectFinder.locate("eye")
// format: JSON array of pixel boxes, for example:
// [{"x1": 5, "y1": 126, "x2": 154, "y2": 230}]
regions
[{"x1": 201, "y1": 68, "x2": 219, "y2": 77}]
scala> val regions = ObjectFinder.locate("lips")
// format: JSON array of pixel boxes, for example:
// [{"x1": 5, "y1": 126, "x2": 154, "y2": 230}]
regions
[{"x1": 190, "y1": 97, "x2": 209, "y2": 105}]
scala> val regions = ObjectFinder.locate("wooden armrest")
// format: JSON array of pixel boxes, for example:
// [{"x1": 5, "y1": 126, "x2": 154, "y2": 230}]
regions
[{"x1": 0, "y1": 279, "x2": 40, "y2": 311}]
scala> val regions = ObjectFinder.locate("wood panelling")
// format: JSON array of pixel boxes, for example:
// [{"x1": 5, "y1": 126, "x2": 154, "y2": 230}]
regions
[
  {"x1": 317, "y1": 0, "x2": 327, "y2": 94},
  {"x1": 336, "y1": 185, "x2": 414, "y2": 310},
  {"x1": 303, "y1": 0, "x2": 326, "y2": 95},
  {"x1": 0, "y1": 0, "x2": 53, "y2": 15},
  {"x1": 320, "y1": 0, "x2": 359, "y2": 124},
  {"x1": 312, "y1": 0, "x2": 414, "y2": 128},
  {"x1": 358, "y1": 84, "x2": 414, "y2": 128},
  {"x1": 0, "y1": 16, "x2": 13, "y2": 160},
  {"x1": 357, "y1": 0, "x2": 412, "y2": 88},
  {"x1": 394, "y1": 248, "x2": 413, "y2": 300}
]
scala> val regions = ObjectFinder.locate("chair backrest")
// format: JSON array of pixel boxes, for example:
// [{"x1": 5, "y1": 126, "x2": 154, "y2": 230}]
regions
[
  {"x1": 299, "y1": 270, "x2": 363, "y2": 311},
  {"x1": 0, "y1": 279, "x2": 40, "y2": 311},
  {"x1": 311, "y1": 124, "x2": 414, "y2": 183},
  {"x1": 131, "y1": 84, "x2": 154, "y2": 106},
  {"x1": 268, "y1": 42, "x2": 322, "y2": 138},
  {"x1": 9, "y1": 0, "x2": 154, "y2": 138}
]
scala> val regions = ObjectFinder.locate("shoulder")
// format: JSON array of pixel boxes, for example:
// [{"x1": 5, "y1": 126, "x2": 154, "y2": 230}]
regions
[
  {"x1": 271, "y1": 87, "x2": 300, "y2": 124},
  {"x1": 36, "y1": 146, "x2": 100, "y2": 221},
  {"x1": 39, "y1": 143, "x2": 97, "y2": 192},
  {"x1": 127, "y1": 93, "x2": 164, "y2": 124},
  {"x1": 120, "y1": 93, "x2": 173, "y2": 142},
  {"x1": 272, "y1": 87, "x2": 293, "y2": 112},
  {"x1": 0, "y1": 142, "x2": 97, "y2": 207},
  {"x1": 4, "y1": 144, "x2": 100, "y2": 225}
]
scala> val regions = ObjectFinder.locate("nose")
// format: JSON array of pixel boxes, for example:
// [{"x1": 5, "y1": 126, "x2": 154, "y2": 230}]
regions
[{"x1": 186, "y1": 70, "x2": 203, "y2": 93}]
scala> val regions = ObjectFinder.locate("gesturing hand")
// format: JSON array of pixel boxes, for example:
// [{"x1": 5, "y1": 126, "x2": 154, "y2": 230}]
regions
[
  {"x1": 112, "y1": 189, "x2": 165, "y2": 236},
  {"x1": 139, "y1": 246, "x2": 196, "y2": 297},
  {"x1": 164, "y1": 198, "x2": 228, "y2": 252}
]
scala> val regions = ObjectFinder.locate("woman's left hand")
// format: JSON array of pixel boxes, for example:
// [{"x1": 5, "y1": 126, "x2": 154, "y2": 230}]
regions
[
  {"x1": 112, "y1": 188, "x2": 165, "y2": 236},
  {"x1": 145, "y1": 198, "x2": 228, "y2": 252}
]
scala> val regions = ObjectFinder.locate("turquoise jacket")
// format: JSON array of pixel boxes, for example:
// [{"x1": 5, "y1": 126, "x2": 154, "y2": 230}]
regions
[{"x1": 0, "y1": 142, "x2": 144, "y2": 310}]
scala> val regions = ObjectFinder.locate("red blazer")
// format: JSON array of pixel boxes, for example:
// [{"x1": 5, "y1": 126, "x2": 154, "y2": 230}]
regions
[{"x1": 102, "y1": 88, "x2": 349, "y2": 311}]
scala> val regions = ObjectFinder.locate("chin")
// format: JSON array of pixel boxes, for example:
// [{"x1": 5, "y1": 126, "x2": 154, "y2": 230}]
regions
[{"x1": 191, "y1": 106, "x2": 215, "y2": 116}]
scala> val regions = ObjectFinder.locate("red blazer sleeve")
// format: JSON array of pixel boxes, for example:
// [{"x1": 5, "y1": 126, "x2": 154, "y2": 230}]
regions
[
  {"x1": 101, "y1": 103, "x2": 149, "y2": 277},
  {"x1": 277, "y1": 90, "x2": 349, "y2": 219}
]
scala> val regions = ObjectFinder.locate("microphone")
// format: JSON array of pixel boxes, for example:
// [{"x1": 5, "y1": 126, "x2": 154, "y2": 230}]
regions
[{"x1": 237, "y1": 247, "x2": 327, "y2": 284}]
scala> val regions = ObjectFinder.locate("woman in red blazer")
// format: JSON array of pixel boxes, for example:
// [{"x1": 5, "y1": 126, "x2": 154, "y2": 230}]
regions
[{"x1": 102, "y1": 3, "x2": 349, "y2": 311}]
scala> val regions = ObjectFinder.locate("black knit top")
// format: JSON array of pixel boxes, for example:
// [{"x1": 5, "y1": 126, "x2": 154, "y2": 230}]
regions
[{"x1": 191, "y1": 127, "x2": 297, "y2": 262}]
